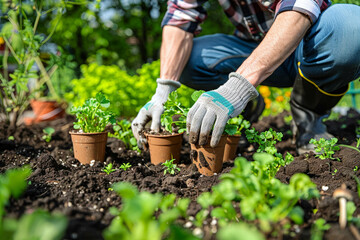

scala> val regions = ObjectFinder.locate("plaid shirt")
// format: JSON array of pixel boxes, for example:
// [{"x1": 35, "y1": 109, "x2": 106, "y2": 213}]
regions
[{"x1": 161, "y1": 0, "x2": 331, "y2": 41}]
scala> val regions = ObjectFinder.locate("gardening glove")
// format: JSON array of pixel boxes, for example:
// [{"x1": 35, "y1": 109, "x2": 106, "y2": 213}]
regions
[
  {"x1": 187, "y1": 72, "x2": 259, "y2": 147},
  {"x1": 131, "y1": 78, "x2": 181, "y2": 148}
]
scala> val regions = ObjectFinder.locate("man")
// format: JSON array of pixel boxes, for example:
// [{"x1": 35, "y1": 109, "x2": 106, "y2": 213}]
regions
[{"x1": 131, "y1": 0, "x2": 360, "y2": 154}]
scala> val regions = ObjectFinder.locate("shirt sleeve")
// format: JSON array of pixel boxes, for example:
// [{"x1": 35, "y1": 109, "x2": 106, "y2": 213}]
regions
[
  {"x1": 161, "y1": 0, "x2": 208, "y2": 35},
  {"x1": 274, "y1": 0, "x2": 328, "y2": 24}
]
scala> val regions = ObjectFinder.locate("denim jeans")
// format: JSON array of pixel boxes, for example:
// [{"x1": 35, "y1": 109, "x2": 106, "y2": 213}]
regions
[{"x1": 179, "y1": 4, "x2": 360, "y2": 94}]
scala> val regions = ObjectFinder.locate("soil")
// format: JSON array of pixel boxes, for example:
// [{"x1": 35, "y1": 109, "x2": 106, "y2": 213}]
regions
[{"x1": 1, "y1": 110, "x2": 360, "y2": 240}]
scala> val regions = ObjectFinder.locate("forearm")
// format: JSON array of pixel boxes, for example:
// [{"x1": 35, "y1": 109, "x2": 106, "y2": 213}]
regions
[
  {"x1": 160, "y1": 25, "x2": 193, "y2": 81},
  {"x1": 236, "y1": 11, "x2": 311, "y2": 87}
]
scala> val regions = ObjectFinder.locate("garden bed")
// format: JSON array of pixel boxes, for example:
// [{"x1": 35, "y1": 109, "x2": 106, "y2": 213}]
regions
[{"x1": 1, "y1": 110, "x2": 360, "y2": 240}]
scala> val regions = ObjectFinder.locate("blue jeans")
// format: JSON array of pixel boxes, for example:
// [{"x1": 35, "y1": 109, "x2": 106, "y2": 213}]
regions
[{"x1": 180, "y1": 4, "x2": 360, "y2": 94}]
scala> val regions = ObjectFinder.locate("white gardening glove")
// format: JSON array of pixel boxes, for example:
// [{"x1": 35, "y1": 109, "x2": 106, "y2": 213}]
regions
[
  {"x1": 187, "y1": 72, "x2": 259, "y2": 147},
  {"x1": 132, "y1": 78, "x2": 181, "y2": 148}
]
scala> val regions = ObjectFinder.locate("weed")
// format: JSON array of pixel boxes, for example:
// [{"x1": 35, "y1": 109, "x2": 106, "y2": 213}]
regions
[
  {"x1": 42, "y1": 127, "x2": 55, "y2": 142},
  {"x1": 119, "y1": 163, "x2": 132, "y2": 171},
  {"x1": 162, "y1": 158, "x2": 180, "y2": 175},
  {"x1": 102, "y1": 163, "x2": 116, "y2": 175}
]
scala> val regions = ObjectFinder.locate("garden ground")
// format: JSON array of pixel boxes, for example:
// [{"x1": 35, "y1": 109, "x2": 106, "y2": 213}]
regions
[{"x1": 1, "y1": 110, "x2": 360, "y2": 240}]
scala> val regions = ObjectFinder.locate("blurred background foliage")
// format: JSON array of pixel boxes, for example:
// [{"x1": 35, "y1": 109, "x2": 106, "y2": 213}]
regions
[{"x1": 0, "y1": 0, "x2": 359, "y2": 118}]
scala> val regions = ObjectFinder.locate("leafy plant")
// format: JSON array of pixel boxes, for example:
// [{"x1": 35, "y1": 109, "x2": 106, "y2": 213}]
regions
[
  {"x1": 161, "y1": 91, "x2": 189, "y2": 133},
  {"x1": 310, "y1": 218, "x2": 330, "y2": 240},
  {"x1": 309, "y1": 138, "x2": 340, "y2": 160},
  {"x1": 245, "y1": 128, "x2": 294, "y2": 177},
  {"x1": 120, "y1": 163, "x2": 132, "y2": 171},
  {"x1": 71, "y1": 92, "x2": 116, "y2": 133},
  {"x1": 103, "y1": 182, "x2": 192, "y2": 240},
  {"x1": 332, "y1": 168, "x2": 338, "y2": 176},
  {"x1": 42, "y1": 127, "x2": 55, "y2": 142},
  {"x1": 103, "y1": 163, "x2": 117, "y2": 175},
  {"x1": 109, "y1": 119, "x2": 140, "y2": 153},
  {"x1": 162, "y1": 158, "x2": 181, "y2": 175},
  {"x1": 224, "y1": 115, "x2": 250, "y2": 136},
  {"x1": 195, "y1": 153, "x2": 319, "y2": 233},
  {"x1": 0, "y1": 165, "x2": 67, "y2": 239}
]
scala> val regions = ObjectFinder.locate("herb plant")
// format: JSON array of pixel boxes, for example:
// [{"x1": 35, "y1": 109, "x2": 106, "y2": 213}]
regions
[
  {"x1": 109, "y1": 119, "x2": 140, "y2": 153},
  {"x1": 42, "y1": 127, "x2": 55, "y2": 142},
  {"x1": 102, "y1": 163, "x2": 117, "y2": 175},
  {"x1": 311, "y1": 218, "x2": 330, "y2": 240},
  {"x1": 309, "y1": 138, "x2": 340, "y2": 160},
  {"x1": 224, "y1": 115, "x2": 250, "y2": 136},
  {"x1": 71, "y1": 92, "x2": 116, "y2": 133},
  {"x1": 120, "y1": 163, "x2": 132, "y2": 171},
  {"x1": 160, "y1": 91, "x2": 188, "y2": 133},
  {"x1": 162, "y1": 158, "x2": 181, "y2": 175}
]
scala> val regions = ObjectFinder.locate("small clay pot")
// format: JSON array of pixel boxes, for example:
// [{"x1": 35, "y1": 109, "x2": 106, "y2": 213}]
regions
[
  {"x1": 223, "y1": 135, "x2": 241, "y2": 162},
  {"x1": 25, "y1": 99, "x2": 65, "y2": 125},
  {"x1": 145, "y1": 132, "x2": 183, "y2": 165},
  {"x1": 69, "y1": 131, "x2": 108, "y2": 164},
  {"x1": 190, "y1": 135, "x2": 227, "y2": 176}
]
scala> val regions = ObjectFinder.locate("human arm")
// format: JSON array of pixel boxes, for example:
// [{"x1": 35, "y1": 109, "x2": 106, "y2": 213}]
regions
[
  {"x1": 187, "y1": 11, "x2": 311, "y2": 147},
  {"x1": 131, "y1": 26, "x2": 193, "y2": 147}
]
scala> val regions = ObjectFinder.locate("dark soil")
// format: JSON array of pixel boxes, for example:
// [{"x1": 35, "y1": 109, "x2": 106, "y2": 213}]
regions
[{"x1": 1, "y1": 110, "x2": 360, "y2": 240}]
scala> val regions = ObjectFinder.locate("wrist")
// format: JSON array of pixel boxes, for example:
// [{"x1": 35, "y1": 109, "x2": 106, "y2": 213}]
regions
[{"x1": 152, "y1": 78, "x2": 181, "y2": 103}]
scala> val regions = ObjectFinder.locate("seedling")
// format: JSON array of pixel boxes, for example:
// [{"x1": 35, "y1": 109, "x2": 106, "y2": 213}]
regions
[
  {"x1": 120, "y1": 162, "x2": 132, "y2": 171},
  {"x1": 109, "y1": 119, "x2": 140, "y2": 153},
  {"x1": 160, "y1": 91, "x2": 189, "y2": 133},
  {"x1": 162, "y1": 158, "x2": 180, "y2": 175},
  {"x1": 8, "y1": 136, "x2": 14, "y2": 141},
  {"x1": 311, "y1": 218, "x2": 330, "y2": 240},
  {"x1": 309, "y1": 138, "x2": 340, "y2": 160},
  {"x1": 337, "y1": 138, "x2": 360, "y2": 154},
  {"x1": 224, "y1": 115, "x2": 250, "y2": 136},
  {"x1": 70, "y1": 92, "x2": 116, "y2": 133},
  {"x1": 332, "y1": 169, "x2": 338, "y2": 176},
  {"x1": 354, "y1": 166, "x2": 359, "y2": 172},
  {"x1": 102, "y1": 163, "x2": 116, "y2": 175},
  {"x1": 42, "y1": 127, "x2": 55, "y2": 142}
]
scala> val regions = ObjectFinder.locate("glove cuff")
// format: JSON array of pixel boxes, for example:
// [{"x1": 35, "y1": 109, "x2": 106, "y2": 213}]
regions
[
  {"x1": 222, "y1": 72, "x2": 259, "y2": 117},
  {"x1": 152, "y1": 78, "x2": 181, "y2": 103}
]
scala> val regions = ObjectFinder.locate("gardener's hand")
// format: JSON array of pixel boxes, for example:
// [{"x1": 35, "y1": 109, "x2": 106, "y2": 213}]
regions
[
  {"x1": 187, "y1": 72, "x2": 259, "y2": 147},
  {"x1": 132, "y1": 79, "x2": 181, "y2": 148}
]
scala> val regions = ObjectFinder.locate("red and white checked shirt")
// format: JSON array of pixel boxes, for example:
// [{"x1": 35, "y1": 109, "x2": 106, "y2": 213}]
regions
[{"x1": 161, "y1": 0, "x2": 331, "y2": 41}]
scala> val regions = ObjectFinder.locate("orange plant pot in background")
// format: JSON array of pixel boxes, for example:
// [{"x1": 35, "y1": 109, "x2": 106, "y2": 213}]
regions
[{"x1": 25, "y1": 100, "x2": 65, "y2": 125}]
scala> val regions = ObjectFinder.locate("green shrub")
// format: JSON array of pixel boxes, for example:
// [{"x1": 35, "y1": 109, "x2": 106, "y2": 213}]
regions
[{"x1": 65, "y1": 60, "x2": 195, "y2": 117}]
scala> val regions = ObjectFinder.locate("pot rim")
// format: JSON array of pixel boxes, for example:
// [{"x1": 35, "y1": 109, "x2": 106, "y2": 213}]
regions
[
  {"x1": 144, "y1": 131, "x2": 184, "y2": 138},
  {"x1": 69, "y1": 130, "x2": 108, "y2": 135}
]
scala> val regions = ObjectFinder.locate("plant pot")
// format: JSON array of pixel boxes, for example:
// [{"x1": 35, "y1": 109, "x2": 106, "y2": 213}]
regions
[
  {"x1": 190, "y1": 135, "x2": 227, "y2": 176},
  {"x1": 145, "y1": 132, "x2": 183, "y2": 165},
  {"x1": 223, "y1": 135, "x2": 241, "y2": 162},
  {"x1": 24, "y1": 99, "x2": 65, "y2": 125},
  {"x1": 69, "y1": 131, "x2": 108, "y2": 164}
]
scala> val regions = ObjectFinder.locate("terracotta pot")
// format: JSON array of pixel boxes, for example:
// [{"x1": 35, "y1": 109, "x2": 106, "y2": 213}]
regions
[
  {"x1": 145, "y1": 132, "x2": 183, "y2": 165},
  {"x1": 69, "y1": 131, "x2": 108, "y2": 164},
  {"x1": 25, "y1": 99, "x2": 65, "y2": 125},
  {"x1": 190, "y1": 135, "x2": 227, "y2": 176},
  {"x1": 223, "y1": 135, "x2": 241, "y2": 162}
]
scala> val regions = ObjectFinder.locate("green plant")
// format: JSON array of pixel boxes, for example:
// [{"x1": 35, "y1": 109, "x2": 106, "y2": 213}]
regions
[
  {"x1": 64, "y1": 61, "x2": 195, "y2": 117},
  {"x1": 160, "y1": 91, "x2": 189, "y2": 133},
  {"x1": 71, "y1": 92, "x2": 116, "y2": 133},
  {"x1": 8, "y1": 136, "x2": 14, "y2": 141},
  {"x1": 332, "y1": 169, "x2": 338, "y2": 176},
  {"x1": 42, "y1": 127, "x2": 55, "y2": 142},
  {"x1": 162, "y1": 158, "x2": 180, "y2": 175},
  {"x1": 224, "y1": 115, "x2": 250, "y2": 136},
  {"x1": 310, "y1": 218, "x2": 330, "y2": 240},
  {"x1": 195, "y1": 153, "x2": 319, "y2": 233},
  {"x1": 103, "y1": 182, "x2": 192, "y2": 240},
  {"x1": 0, "y1": 165, "x2": 67, "y2": 239},
  {"x1": 109, "y1": 119, "x2": 140, "y2": 153},
  {"x1": 0, "y1": 1, "x2": 73, "y2": 133},
  {"x1": 120, "y1": 163, "x2": 132, "y2": 171},
  {"x1": 337, "y1": 139, "x2": 360, "y2": 154},
  {"x1": 217, "y1": 223, "x2": 265, "y2": 240},
  {"x1": 245, "y1": 128, "x2": 294, "y2": 177},
  {"x1": 309, "y1": 138, "x2": 340, "y2": 160},
  {"x1": 103, "y1": 163, "x2": 117, "y2": 175},
  {"x1": 354, "y1": 166, "x2": 358, "y2": 172}
]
